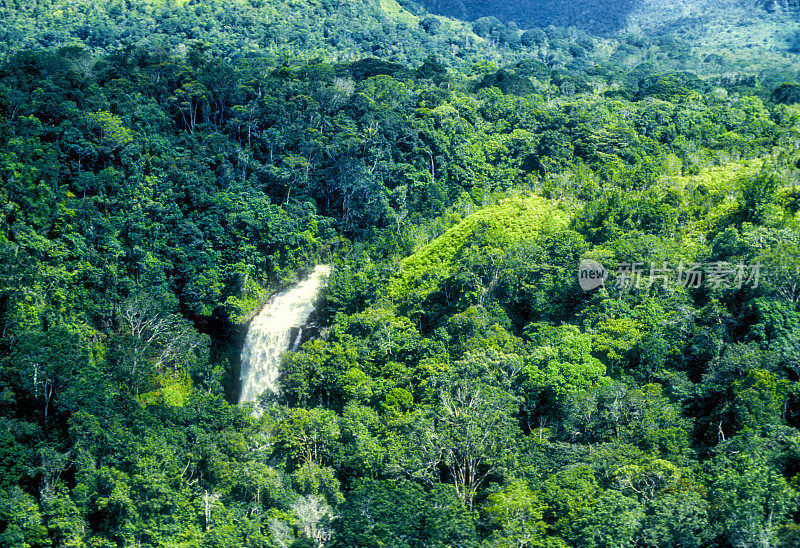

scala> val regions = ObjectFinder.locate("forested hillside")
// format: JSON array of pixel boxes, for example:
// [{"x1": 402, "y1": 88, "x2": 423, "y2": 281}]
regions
[
  {"x1": 419, "y1": 0, "x2": 639, "y2": 32},
  {"x1": 419, "y1": 0, "x2": 800, "y2": 56},
  {"x1": 0, "y1": 0, "x2": 505, "y2": 67},
  {"x1": 2, "y1": 1, "x2": 800, "y2": 547}
]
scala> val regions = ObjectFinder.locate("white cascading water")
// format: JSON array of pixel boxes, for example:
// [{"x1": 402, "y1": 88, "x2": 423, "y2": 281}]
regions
[{"x1": 239, "y1": 265, "x2": 331, "y2": 406}]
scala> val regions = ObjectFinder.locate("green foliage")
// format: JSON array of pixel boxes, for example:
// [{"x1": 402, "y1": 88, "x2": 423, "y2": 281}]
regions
[
  {"x1": 330, "y1": 479, "x2": 476, "y2": 547},
  {"x1": 772, "y1": 83, "x2": 800, "y2": 105},
  {"x1": 526, "y1": 324, "x2": 609, "y2": 399},
  {"x1": 736, "y1": 169, "x2": 781, "y2": 225},
  {"x1": 705, "y1": 448, "x2": 798, "y2": 546},
  {"x1": 1, "y1": 7, "x2": 800, "y2": 546},
  {"x1": 484, "y1": 479, "x2": 550, "y2": 546},
  {"x1": 0, "y1": 487, "x2": 50, "y2": 548},
  {"x1": 574, "y1": 490, "x2": 644, "y2": 547},
  {"x1": 274, "y1": 407, "x2": 342, "y2": 470},
  {"x1": 390, "y1": 195, "x2": 569, "y2": 301}
]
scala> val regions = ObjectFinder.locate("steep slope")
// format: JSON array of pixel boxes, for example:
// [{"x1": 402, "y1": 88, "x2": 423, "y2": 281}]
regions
[
  {"x1": 626, "y1": 0, "x2": 800, "y2": 51},
  {"x1": 417, "y1": 0, "x2": 800, "y2": 55},
  {"x1": 390, "y1": 195, "x2": 570, "y2": 300},
  {"x1": 420, "y1": 0, "x2": 639, "y2": 33}
]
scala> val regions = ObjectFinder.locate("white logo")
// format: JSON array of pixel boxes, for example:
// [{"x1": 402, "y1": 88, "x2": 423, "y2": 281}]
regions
[{"x1": 578, "y1": 259, "x2": 607, "y2": 291}]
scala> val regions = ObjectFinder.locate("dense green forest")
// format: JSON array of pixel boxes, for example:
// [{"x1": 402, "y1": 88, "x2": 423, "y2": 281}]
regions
[
  {"x1": 418, "y1": 0, "x2": 800, "y2": 30},
  {"x1": 2, "y1": 0, "x2": 800, "y2": 546}
]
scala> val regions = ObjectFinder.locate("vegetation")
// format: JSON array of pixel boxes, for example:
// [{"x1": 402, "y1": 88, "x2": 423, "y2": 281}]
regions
[
  {"x1": 2, "y1": 0, "x2": 800, "y2": 546},
  {"x1": 389, "y1": 195, "x2": 570, "y2": 301}
]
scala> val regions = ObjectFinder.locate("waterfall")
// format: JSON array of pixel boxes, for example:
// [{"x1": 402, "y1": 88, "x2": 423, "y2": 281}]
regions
[{"x1": 239, "y1": 265, "x2": 331, "y2": 406}]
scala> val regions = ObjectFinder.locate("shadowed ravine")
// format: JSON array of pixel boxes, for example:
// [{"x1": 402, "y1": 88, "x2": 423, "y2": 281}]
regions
[{"x1": 239, "y1": 265, "x2": 331, "y2": 406}]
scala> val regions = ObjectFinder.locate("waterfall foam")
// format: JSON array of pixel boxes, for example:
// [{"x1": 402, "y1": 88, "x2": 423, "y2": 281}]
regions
[{"x1": 239, "y1": 265, "x2": 330, "y2": 406}]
